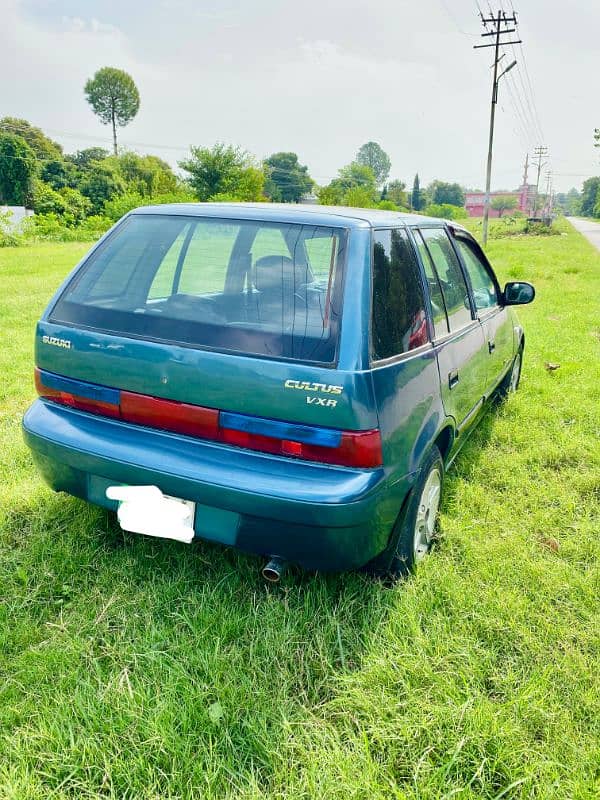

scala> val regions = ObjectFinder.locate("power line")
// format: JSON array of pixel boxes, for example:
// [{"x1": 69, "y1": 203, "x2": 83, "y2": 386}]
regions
[{"x1": 439, "y1": 0, "x2": 479, "y2": 37}]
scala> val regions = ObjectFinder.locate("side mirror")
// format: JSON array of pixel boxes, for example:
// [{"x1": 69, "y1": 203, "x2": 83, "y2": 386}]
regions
[{"x1": 503, "y1": 281, "x2": 535, "y2": 305}]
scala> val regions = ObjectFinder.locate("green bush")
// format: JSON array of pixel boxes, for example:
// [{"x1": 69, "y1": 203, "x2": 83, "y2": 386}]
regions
[
  {"x1": 524, "y1": 220, "x2": 560, "y2": 236},
  {"x1": 32, "y1": 182, "x2": 92, "y2": 227},
  {"x1": 339, "y1": 186, "x2": 376, "y2": 208},
  {"x1": 103, "y1": 190, "x2": 197, "y2": 221},
  {"x1": 4, "y1": 213, "x2": 113, "y2": 244},
  {"x1": 376, "y1": 199, "x2": 399, "y2": 211},
  {"x1": 0, "y1": 210, "x2": 24, "y2": 247},
  {"x1": 423, "y1": 203, "x2": 468, "y2": 220}
]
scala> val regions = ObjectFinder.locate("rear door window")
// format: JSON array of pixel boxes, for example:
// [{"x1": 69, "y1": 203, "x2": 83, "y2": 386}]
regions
[
  {"x1": 50, "y1": 214, "x2": 347, "y2": 365},
  {"x1": 414, "y1": 232, "x2": 449, "y2": 339},
  {"x1": 419, "y1": 228, "x2": 473, "y2": 332},
  {"x1": 454, "y1": 236, "x2": 499, "y2": 312},
  {"x1": 371, "y1": 228, "x2": 429, "y2": 361}
]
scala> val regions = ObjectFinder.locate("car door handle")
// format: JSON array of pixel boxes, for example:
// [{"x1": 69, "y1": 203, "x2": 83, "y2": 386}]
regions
[
  {"x1": 488, "y1": 340, "x2": 496, "y2": 353},
  {"x1": 448, "y1": 370, "x2": 460, "y2": 389}
]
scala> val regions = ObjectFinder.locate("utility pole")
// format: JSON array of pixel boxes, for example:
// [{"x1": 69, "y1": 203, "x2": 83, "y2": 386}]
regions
[
  {"x1": 522, "y1": 152, "x2": 529, "y2": 187},
  {"x1": 475, "y1": 10, "x2": 521, "y2": 245},
  {"x1": 532, "y1": 145, "x2": 548, "y2": 217},
  {"x1": 543, "y1": 170, "x2": 552, "y2": 216},
  {"x1": 521, "y1": 152, "x2": 530, "y2": 214}
]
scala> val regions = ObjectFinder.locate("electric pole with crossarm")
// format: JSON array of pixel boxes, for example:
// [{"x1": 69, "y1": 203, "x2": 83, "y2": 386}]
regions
[
  {"x1": 532, "y1": 145, "x2": 549, "y2": 217},
  {"x1": 475, "y1": 10, "x2": 521, "y2": 245}
]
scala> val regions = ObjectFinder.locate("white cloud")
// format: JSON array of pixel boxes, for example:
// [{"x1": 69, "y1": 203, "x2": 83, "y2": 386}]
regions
[{"x1": 1, "y1": 0, "x2": 598, "y2": 191}]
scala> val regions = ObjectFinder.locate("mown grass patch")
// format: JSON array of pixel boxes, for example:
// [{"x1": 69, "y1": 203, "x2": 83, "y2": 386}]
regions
[{"x1": 0, "y1": 223, "x2": 598, "y2": 799}]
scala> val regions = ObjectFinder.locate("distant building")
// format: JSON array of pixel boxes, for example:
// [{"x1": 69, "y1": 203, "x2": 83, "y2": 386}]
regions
[{"x1": 464, "y1": 185, "x2": 535, "y2": 217}]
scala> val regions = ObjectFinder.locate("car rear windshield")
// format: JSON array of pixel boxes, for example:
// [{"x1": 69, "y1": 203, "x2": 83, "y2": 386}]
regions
[{"x1": 50, "y1": 214, "x2": 348, "y2": 365}]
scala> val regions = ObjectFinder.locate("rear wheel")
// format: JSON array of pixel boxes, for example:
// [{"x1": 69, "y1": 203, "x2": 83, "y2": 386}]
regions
[{"x1": 366, "y1": 446, "x2": 444, "y2": 580}]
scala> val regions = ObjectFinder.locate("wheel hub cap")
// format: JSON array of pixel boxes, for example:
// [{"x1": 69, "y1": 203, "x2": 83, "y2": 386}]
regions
[{"x1": 414, "y1": 468, "x2": 442, "y2": 561}]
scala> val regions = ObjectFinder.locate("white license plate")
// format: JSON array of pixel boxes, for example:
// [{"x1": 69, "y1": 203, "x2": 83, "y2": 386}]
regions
[{"x1": 106, "y1": 485, "x2": 196, "y2": 543}]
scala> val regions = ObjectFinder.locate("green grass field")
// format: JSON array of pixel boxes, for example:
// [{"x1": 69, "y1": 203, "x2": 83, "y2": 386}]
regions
[{"x1": 0, "y1": 218, "x2": 599, "y2": 799}]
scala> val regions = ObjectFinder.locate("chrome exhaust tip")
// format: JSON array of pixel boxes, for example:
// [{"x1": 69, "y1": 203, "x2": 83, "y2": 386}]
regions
[{"x1": 262, "y1": 556, "x2": 287, "y2": 583}]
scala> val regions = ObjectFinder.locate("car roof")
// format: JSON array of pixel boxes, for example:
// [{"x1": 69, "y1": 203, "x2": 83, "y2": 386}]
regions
[{"x1": 133, "y1": 202, "x2": 468, "y2": 231}]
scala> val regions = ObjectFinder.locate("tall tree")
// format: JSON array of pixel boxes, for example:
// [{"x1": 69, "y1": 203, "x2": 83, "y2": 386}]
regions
[
  {"x1": 179, "y1": 143, "x2": 265, "y2": 201},
  {"x1": 84, "y1": 67, "x2": 140, "y2": 155},
  {"x1": 264, "y1": 152, "x2": 313, "y2": 202},
  {"x1": 411, "y1": 173, "x2": 422, "y2": 210},
  {"x1": 0, "y1": 133, "x2": 37, "y2": 205},
  {"x1": 0, "y1": 117, "x2": 62, "y2": 161},
  {"x1": 356, "y1": 141, "x2": 391, "y2": 186}
]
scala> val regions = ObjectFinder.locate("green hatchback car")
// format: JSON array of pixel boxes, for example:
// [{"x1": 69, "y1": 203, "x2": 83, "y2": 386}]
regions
[{"x1": 23, "y1": 204, "x2": 534, "y2": 580}]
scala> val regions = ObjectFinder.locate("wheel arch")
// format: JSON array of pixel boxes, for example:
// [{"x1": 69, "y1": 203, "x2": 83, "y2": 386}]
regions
[{"x1": 433, "y1": 423, "x2": 455, "y2": 467}]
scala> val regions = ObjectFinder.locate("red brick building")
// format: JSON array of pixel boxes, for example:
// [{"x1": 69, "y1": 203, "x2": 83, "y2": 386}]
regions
[{"x1": 465, "y1": 185, "x2": 534, "y2": 217}]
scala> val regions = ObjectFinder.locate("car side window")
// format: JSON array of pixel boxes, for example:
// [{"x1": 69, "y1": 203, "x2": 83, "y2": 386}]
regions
[
  {"x1": 420, "y1": 228, "x2": 473, "y2": 332},
  {"x1": 372, "y1": 228, "x2": 429, "y2": 360},
  {"x1": 454, "y1": 236, "x2": 499, "y2": 311},
  {"x1": 414, "y1": 232, "x2": 449, "y2": 339}
]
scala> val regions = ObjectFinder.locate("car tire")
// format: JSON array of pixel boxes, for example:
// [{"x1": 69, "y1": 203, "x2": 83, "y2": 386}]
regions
[
  {"x1": 365, "y1": 446, "x2": 444, "y2": 581},
  {"x1": 497, "y1": 344, "x2": 523, "y2": 399}
]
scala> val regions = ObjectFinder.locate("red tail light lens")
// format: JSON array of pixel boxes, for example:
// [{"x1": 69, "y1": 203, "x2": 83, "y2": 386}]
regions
[
  {"x1": 35, "y1": 368, "x2": 383, "y2": 469},
  {"x1": 120, "y1": 391, "x2": 219, "y2": 439},
  {"x1": 34, "y1": 368, "x2": 120, "y2": 418}
]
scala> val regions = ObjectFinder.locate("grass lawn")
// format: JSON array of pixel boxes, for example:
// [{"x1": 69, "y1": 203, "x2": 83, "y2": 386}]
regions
[{"x1": 0, "y1": 219, "x2": 599, "y2": 799}]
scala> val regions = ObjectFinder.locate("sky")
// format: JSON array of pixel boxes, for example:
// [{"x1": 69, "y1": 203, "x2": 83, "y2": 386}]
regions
[{"x1": 1, "y1": 0, "x2": 598, "y2": 193}]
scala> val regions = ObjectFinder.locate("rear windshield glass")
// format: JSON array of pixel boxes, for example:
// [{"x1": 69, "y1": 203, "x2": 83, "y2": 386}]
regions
[{"x1": 50, "y1": 214, "x2": 348, "y2": 364}]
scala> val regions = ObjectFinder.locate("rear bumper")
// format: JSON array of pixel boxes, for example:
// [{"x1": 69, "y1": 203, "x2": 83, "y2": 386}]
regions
[{"x1": 23, "y1": 400, "x2": 412, "y2": 570}]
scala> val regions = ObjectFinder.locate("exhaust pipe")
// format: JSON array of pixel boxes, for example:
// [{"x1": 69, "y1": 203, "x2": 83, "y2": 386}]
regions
[{"x1": 262, "y1": 556, "x2": 288, "y2": 583}]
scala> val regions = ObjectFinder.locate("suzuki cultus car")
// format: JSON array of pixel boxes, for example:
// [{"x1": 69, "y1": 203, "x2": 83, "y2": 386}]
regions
[{"x1": 23, "y1": 204, "x2": 534, "y2": 580}]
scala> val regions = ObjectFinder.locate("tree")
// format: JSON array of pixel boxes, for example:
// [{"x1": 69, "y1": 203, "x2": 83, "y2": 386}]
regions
[
  {"x1": 109, "y1": 152, "x2": 177, "y2": 196},
  {"x1": 318, "y1": 162, "x2": 377, "y2": 207},
  {"x1": 32, "y1": 181, "x2": 91, "y2": 225},
  {"x1": 423, "y1": 203, "x2": 468, "y2": 220},
  {"x1": 491, "y1": 195, "x2": 518, "y2": 217},
  {"x1": 553, "y1": 188, "x2": 580, "y2": 216},
  {"x1": 411, "y1": 173, "x2": 423, "y2": 210},
  {"x1": 356, "y1": 141, "x2": 391, "y2": 186},
  {"x1": 179, "y1": 143, "x2": 265, "y2": 201},
  {"x1": 431, "y1": 181, "x2": 465, "y2": 207},
  {"x1": 264, "y1": 152, "x2": 313, "y2": 202},
  {"x1": 0, "y1": 133, "x2": 37, "y2": 205},
  {"x1": 343, "y1": 186, "x2": 377, "y2": 209},
  {"x1": 387, "y1": 179, "x2": 408, "y2": 208},
  {"x1": 84, "y1": 67, "x2": 140, "y2": 155},
  {"x1": 66, "y1": 148, "x2": 110, "y2": 171},
  {"x1": 40, "y1": 158, "x2": 79, "y2": 191},
  {"x1": 79, "y1": 160, "x2": 126, "y2": 213},
  {"x1": 0, "y1": 117, "x2": 62, "y2": 161},
  {"x1": 580, "y1": 177, "x2": 600, "y2": 217}
]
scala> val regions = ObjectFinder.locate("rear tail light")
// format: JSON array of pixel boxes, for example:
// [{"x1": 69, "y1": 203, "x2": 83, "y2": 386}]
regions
[
  {"x1": 34, "y1": 368, "x2": 121, "y2": 418},
  {"x1": 120, "y1": 391, "x2": 219, "y2": 440},
  {"x1": 35, "y1": 368, "x2": 382, "y2": 469}
]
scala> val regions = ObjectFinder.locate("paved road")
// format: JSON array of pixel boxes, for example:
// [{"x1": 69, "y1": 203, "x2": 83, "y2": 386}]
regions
[{"x1": 567, "y1": 217, "x2": 600, "y2": 251}]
